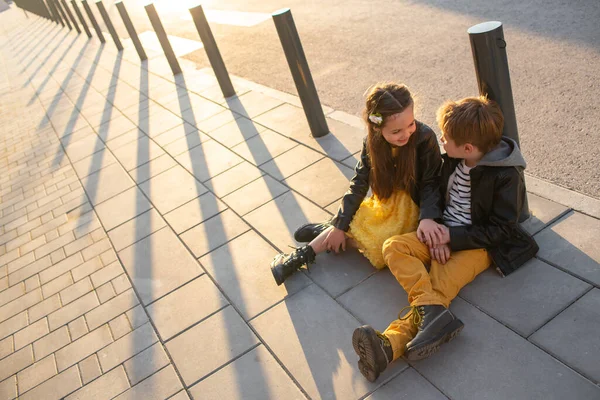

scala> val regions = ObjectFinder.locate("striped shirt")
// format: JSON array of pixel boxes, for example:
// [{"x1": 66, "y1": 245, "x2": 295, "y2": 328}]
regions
[{"x1": 443, "y1": 160, "x2": 472, "y2": 227}]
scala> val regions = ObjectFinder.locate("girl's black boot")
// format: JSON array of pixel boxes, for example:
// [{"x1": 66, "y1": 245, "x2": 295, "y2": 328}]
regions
[{"x1": 270, "y1": 245, "x2": 316, "y2": 285}]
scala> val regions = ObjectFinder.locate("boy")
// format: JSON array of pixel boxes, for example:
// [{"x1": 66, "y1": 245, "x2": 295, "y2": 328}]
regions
[{"x1": 351, "y1": 96, "x2": 539, "y2": 383}]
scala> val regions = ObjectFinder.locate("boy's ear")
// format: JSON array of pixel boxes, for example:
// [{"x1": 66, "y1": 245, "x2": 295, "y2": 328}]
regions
[{"x1": 464, "y1": 143, "x2": 474, "y2": 154}]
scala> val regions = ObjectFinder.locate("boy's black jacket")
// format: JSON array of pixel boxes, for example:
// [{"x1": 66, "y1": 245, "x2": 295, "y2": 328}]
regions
[{"x1": 441, "y1": 137, "x2": 539, "y2": 276}]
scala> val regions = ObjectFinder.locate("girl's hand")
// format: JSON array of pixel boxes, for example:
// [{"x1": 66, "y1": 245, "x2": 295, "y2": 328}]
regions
[
  {"x1": 323, "y1": 227, "x2": 346, "y2": 253},
  {"x1": 417, "y1": 219, "x2": 445, "y2": 247},
  {"x1": 430, "y1": 244, "x2": 451, "y2": 264}
]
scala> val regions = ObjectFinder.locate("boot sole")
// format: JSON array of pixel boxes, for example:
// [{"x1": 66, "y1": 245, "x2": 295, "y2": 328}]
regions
[
  {"x1": 270, "y1": 265, "x2": 284, "y2": 286},
  {"x1": 352, "y1": 327, "x2": 384, "y2": 382},
  {"x1": 404, "y1": 318, "x2": 464, "y2": 361}
]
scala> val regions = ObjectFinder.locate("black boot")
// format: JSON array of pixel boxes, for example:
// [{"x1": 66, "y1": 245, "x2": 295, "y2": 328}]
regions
[
  {"x1": 293, "y1": 222, "x2": 331, "y2": 243},
  {"x1": 352, "y1": 325, "x2": 394, "y2": 382},
  {"x1": 402, "y1": 305, "x2": 464, "y2": 361},
  {"x1": 270, "y1": 245, "x2": 316, "y2": 286}
]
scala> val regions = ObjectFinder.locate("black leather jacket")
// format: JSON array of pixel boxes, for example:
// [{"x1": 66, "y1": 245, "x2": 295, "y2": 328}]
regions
[
  {"x1": 442, "y1": 138, "x2": 539, "y2": 276},
  {"x1": 331, "y1": 121, "x2": 443, "y2": 231}
]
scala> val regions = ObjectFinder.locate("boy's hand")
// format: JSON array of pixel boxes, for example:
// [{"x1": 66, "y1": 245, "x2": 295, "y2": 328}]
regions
[
  {"x1": 323, "y1": 227, "x2": 346, "y2": 253},
  {"x1": 438, "y1": 224, "x2": 451, "y2": 244},
  {"x1": 417, "y1": 219, "x2": 445, "y2": 247},
  {"x1": 430, "y1": 244, "x2": 451, "y2": 264}
]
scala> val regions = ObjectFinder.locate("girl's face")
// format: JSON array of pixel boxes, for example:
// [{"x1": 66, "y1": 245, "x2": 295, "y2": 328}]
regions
[{"x1": 379, "y1": 106, "x2": 416, "y2": 147}]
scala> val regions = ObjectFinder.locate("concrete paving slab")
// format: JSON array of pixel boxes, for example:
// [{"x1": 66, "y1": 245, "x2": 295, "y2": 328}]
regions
[
  {"x1": 199, "y1": 84, "x2": 251, "y2": 105},
  {"x1": 94, "y1": 187, "x2": 153, "y2": 232},
  {"x1": 200, "y1": 231, "x2": 311, "y2": 321},
  {"x1": 163, "y1": 93, "x2": 225, "y2": 124},
  {"x1": 222, "y1": 175, "x2": 289, "y2": 216},
  {"x1": 175, "y1": 139, "x2": 244, "y2": 182},
  {"x1": 62, "y1": 134, "x2": 105, "y2": 163},
  {"x1": 93, "y1": 114, "x2": 138, "y2": 143},
  {"x1": 147, "y1": 275, "x2": 228, "y2": 341},
  {"x1": 204, "y1": 161, "x2": 265, "y2": 198},
  {"x1": 164, "y1": 192, "x2": 228, "y2": 234},
  {"x1": 107, "y1": 209, "x2": 167, "y2": 252},
  {"x1": 365, "y1": 368, "x2": 447, "y2": 400},
  {"x1": 195, "y1": 109, "x2": 241, "y2": 134},
  {"x1": 226, "y1": 91, "x2": 284, "y2": 119},
  {"x1": 284, "y1": 158, "x2": 354, "y2": 207},
  {"x1": 166, "y1": 306, "x2": 259, "y2": 386},
  {"x1": 139, "y1": 165, "x2": 207, "y2": 214},
  {"x1": 459, "y1": 258, "x2": 591, "y2": 336},
  {"x1": 521, "y1": 193, "x2": 570, "y2": 235},
  {"x1": 129, "y1": 154, "x2": 177, "y2": 184},
  {"x1": 253, "y1": 103, "x2": 310, "y2": 140},
  {"x1": 71, "y1": 150, "x2": 118, "y2": 179},
  {"x1": 535, "y1": 211, "x2": 600, "y2": 286},
  {"x1": 231, "y1": 130, "x2": 298, "y2": 166},
  {"x1": 244, "y1": 191, "x2": 331, "y2": 252},
  {"x1": 104, "y1": 129, "x2": 146, "y2": 152},
  {"x1": 260, "y1": 145, "x2": 325, "y2": 181},
  {"x1": 413, "y1": 297, "x2": 600, "y2": 400},
  {"x1": 209, "y1": 117, "x2": 267, "y2": 148},
  {"x1": 111, "y1": 135, "x2": 166, "y2": 171},
  {"x1": 530, "y1": 288, "x2": 600, "y2": 383},
  {"x1": 189, "y1": 345, "x2": 305, "y2": 400},
  {"x1": 118, "y1": 227, "x2": 202, "y2": 305},
  {"x1": 251, "y1": 284, "x2": 406, "y2": 400},
  {"x1": 80, "y1": 163, "x2": 135, "y2": 206}
]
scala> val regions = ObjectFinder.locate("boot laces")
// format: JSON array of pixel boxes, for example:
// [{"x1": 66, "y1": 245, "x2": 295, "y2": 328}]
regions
[
  {"x1": 398, "y1": 305, "x2": 425, "y2": 327},
  {"x1": 286, "y1": 245, "x2": 315, "y2": 272}
]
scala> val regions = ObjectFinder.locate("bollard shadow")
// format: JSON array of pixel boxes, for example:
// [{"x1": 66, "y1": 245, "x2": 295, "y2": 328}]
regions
[
  {"x1": 22, "y1": 29, "x2": 73, "y2": 93},
  {"x1": 14, "y1": 17, "x2": 55, "y2": 60},
  {"x1": 19, "y1": 26, "x2": 64, "y2": 75}
]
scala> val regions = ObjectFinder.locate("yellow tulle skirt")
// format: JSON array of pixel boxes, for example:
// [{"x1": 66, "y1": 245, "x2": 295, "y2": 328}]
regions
[{"x1": 347, "y1": 190, "x2": 419, "y2": 269}]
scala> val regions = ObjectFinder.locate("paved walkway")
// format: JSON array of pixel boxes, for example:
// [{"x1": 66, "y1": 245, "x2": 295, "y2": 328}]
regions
[{"x1": 1, "y1": 9, "x2": 599, "y2": 400}]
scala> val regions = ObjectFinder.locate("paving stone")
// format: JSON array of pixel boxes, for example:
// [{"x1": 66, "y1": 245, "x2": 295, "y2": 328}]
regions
[
  {"x1": 97, "y1": 282, "x2": 116, "y2": 303},
  {"x1": 204, "y1": 161, "x2": 265, "y2": 197},
  {"x1": 16, "y1": 236, "x2": 45, "y2": 257},
  {"x1": 66, "y1": 365, "x2": 130, "y2": 400},
  {"x1": 209, "y1": 116, "x2": 267, "y2": 147},
  {"x1": 0, "y1": 375, "x2": 16, "y2": 400},
  {"x1": 530, "y1": 288, "x2": 600, "y2": 383},
  {"x1": 227, "y1": 91, "x2": 283, "y2": 118},
  {"x1": 0, "y1": 289, "x2": 42, "y2": 324},
  {"x1": 111, "y1": 274, "x2": 132, "y2": 295},
  {"x1": 28, "y1": 294, "x2": 61, "y2": 323},
  {"x1": 260, "y1": 144, "x2": 325, "y2": 181},
  {"x1": 112, "y1": 135, "x2": 167, "y2": 171},
  {"x1": 55, "y1": 325, "x2": 112, "y2": 372},
  {"x1": 460, "y1": 259, "x2": 591, "y2": 336},
  {"x1": 139, "y1": 165, "x2": 207, "y2": 214},
  {"x1": 222, "y1": 175, "x2": 289, "y2": 216},
  {"x1": 90, "y1": 262, "x2": 123, "y2": 288},
  {"x1": 167, "y1": 93, "x2": 225, "y2": 124},
  {"x1": 0, "y1": 278, "x2": 6, "y2": 293},
  {"x1": 365, "y1": 368, "x2": 446, "y2": 400},
  {"x1": 94, "y1": 114, "x2": 138, "y2": 143},
  {"x1": 136, "y1": 107, "x2": 184, "y2": 138},
  {"x1": 153, "y1": 123, "x2": 206, "y2": 148},
  {"x1": 521, "y1": 193, "x2": 570, "y2": 235},
  {"x1": 535, "y1": 211, "x2": 600, "y2": 285},
  {"x1": 97, "y1": 322, "x2": 158, "y2": 372},
  {"x1": 175, "y1": 139, "x2": 243, "y2": 183},
  {"x1": 71, "y1": 148, "x2": 118, "y2": 180},
  {"x1": 147, "y1": 276, "x2": 227, "y2": 340},
  {"x1": 39, "y1": 253, "x2": 83, "y2": 285},
  {"x1": 70, "y1": 257, "x2": 104, "y2": 282},
  {"x1": 189, "y1": 345, "x2": 304, "y2": 400},
  {"x1": 17, "y1": 354, "x2": 57, "y2": 394},
  {"x1": 80, "y1": 163, "x2": 135, "y2": 206},
  {"x1": 86, "y1": 289, "x2": 139, "y2": 331},
  {"x1": 108, "y1": 209, "x2": 166, "y2": 252},
  {"x1": 104, "y1": 129, "x2": 146, "y2": 153},
  {"x1": 129, "y1": 154, "x2": 177, "y2": 184},
  {"x1": 251, "y1": 284, "x2": 403, "y2": 399},
  {"x1": 68, "y1": 317, "x2": 89, "y2": 341},
  {"x1": 118, "y1": 228, "x2": 201, "y2": 305},
  {"x1": 244, "y1": 191, "x2": 331, "y2": 252},
  {"x1": 0, "y1": 346, "x2": 33, "y2": 382},
  {"x1": 166, "y1": 306, "x2": 258, "y2": 385},
  {"x1": 180, "y1": 209, "x2": 250, "y2": 258},
  {"x1": 34, "y1": 231, "x2": 75, "y2": 259},
  {"x1": 63, "y1": 134, "x2": 105, "y2": 163},
  {"x1": 114, "y1": 365, "x2": 181, "y2": 400},
  {"x1": 201, "y1": 231, "x2": 310, "y2": 320},
  {"x1": 15, "y1": 318, "x2": 50, "y2": 351},
  {"x1": 33, "y1": 327, "x2": 70, "y2": 361},
  {"x1": 6, "y1": 232, "x2": 31, "y2": 252},
  {"x1": 232, "y1": 130, "x2": 297, "y2": 166},
  {"x1": 41, "y1": 273, "x2": 74, "y2": 298},
  {"x1": 123, "y1": 342, "x2": 170, "y2": 386},
  {"x1": 285, "y1": 158, "x2": 354, "y2": 207},
  {"x1": 164, "y1": 193, "x2": 227, "y2": 234},
  {"x1": 78, "y1": 354, "x2": 101, "y2": 385},
  {"x1": 48, "y1": 291, "x2": 99, "y2": 331},
  {"x1": 60, "y1": 277, "x2": 94, "y2": 306},
  {"x1": 413, "y1": 297, "x2": 600, "y2": 399},
  {"x1": 44, "y1": 229, "x2": 60, "y2": 242},
  {"x1": 0, "y1": 336, "x2": 13, "y2": 359},
  {"x1": 0, "y1": 250, "x2": 20, "y2": 269},
  {"x1": 82, "y1": 238, "x2": 112, "y2": 261},
  {"x1": 19, "y1": 365, "x2": 81, "y2": 400},
  {"x1": 194, "y1": 109, "x2": 239, "y2": 134},
  {"x1": 63, "y1": 235, "x2": 94, "y2": 257},
  {"x1": 125, "y1": 305, "x2": 149, "y2": 330},
  {"x1": 24, "y1": 275, "x2": 40, "y2": 293},
  {"x1": 108, "y1": 314, "x2": 132, "y2": 340},
  {"x1": 0, "y1": 284, "x2": 25, "y2": 308},
  {"x1": 163, "y1": 128, "x2": 213, "y2": 158}
]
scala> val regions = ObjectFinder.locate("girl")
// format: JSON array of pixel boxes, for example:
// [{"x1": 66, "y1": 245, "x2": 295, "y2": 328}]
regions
[{"x1": 271, "y1": 82, "x2": 445, "y2": 285}]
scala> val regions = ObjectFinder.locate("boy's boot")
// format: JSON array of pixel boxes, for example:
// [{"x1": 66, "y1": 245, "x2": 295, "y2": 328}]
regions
[
  {"x1": 270, "y1": 245, "x2": 316, "y2": 286},
  {"x1": 352, "y1": 325, "x2": 393, "y2": 382},
  {"x1": 403, "y1": 305, "x2": 464, "y2": 361},
  {"x1": 293, "y1": 222, "x2": 331, "y2": 243}
]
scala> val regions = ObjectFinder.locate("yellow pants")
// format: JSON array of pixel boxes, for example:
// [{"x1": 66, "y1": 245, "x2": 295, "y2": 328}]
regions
[{"x1": 381, "y1": 232, "x2": 491, "y2": 360}]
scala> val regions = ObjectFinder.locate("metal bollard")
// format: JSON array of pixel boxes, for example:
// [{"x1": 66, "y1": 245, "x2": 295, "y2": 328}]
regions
[
  {"x1": 61, "y1": 0, "x2": 80, "y2": 34},
  {"x1": 54, "y1": 0, "x2": 72, "y2": 30},
  {"x1": 96, "y1": 0, "x2": 123, "y2": 50},
  {"x1": 468, "y1": 21, "x2": 529, "y2": 221},
  {"x1": 71, "y1": 0, "x2": 92, "y2": 38},
  {"x1": 81, "y1": 0, "x2": 104, "y2": 43},
  {"x1": 115, "y1": 1, "x2": 146, "y2": 61},
  {"x1": 189, "y1": 5, "x2": 235, "y2": 98},
  {"x1": 145, "y1": 3, "x2": 181, "y2": 75},
  {"x1": 272, "y1": 8, "x2": 328, "y2": 138},
  {"x1": 47, "y1": 0, "x2": 64, "y2": 26}
]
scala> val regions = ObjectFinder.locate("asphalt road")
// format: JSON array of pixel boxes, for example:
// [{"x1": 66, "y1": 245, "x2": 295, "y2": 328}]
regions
[{"x1": 98, "y1": 0, "x2": 600, "y2": 199}]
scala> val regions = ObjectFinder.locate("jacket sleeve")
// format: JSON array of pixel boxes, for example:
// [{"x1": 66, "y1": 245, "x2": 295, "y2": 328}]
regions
[
  {"x1": 417, "y1": 131, "x2": 443, "y2": 221},
  {"x1": 330, "y1": 139, "x2": 370, "y2": 232},
  {"x1": 448, "y1": 168, "x2": 523, "y2": 251}
]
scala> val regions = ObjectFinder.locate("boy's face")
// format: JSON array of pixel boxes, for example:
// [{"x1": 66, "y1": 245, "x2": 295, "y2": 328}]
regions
[
  {"x1": 440, "y1": 131, "x2": 470, "y2": 158},
  {"x1": 380, "y1": 106, "x2": 416, "y2": 147}
]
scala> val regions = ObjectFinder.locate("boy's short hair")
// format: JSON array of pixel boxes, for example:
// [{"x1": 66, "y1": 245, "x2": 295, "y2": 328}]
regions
[{"x1": 437, "y1": 96, "x2": 504, "y2": 153}]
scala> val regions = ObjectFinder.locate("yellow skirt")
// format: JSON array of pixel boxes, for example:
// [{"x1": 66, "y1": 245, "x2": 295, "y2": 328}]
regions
[{"x1": 347, "y1": 190, "x2": 419, "y2": 269}]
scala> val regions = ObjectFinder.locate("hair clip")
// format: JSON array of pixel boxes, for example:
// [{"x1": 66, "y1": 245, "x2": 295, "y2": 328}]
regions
[{"x1": 368, "y1": 112, "x2": 383, "y2": 126}]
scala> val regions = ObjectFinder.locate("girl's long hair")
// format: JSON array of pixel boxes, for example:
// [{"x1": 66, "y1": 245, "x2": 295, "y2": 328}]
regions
[{"x1": 363, "y1": 83, "x2": 417, "y2": 200}]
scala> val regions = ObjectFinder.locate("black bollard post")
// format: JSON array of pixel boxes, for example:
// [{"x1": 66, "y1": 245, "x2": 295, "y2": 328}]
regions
[
  {"x1": 61, "y1": 0, "x2": 80, "y2": 34},
  {"x1": 54, "y1": 0, "x2": 72, "y2": 30},
  {"x1": 81, "y1": 0, "x2": 104, "y2": 43},
  {"x1": 272, "y1": 8, "x2": 328, "y2": 138},
  {"x1": 468, "y1": 21, "x2": 529, "y2": 221},
  {"x1": 115, "y1": 0, "x2": 146, "y2": 61},
  {"x1": 71, "y1": 0, "x2": 92, "y2": 38},
  {"x1": 145, "y1": 3, "x2": 181, "y2": 75},
  {"x1": 189, "y1": 5, "x2": 235, "y2": 98},
  {"x1": 96, "y1": 0, "x2": 123, "y2": 50}
]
